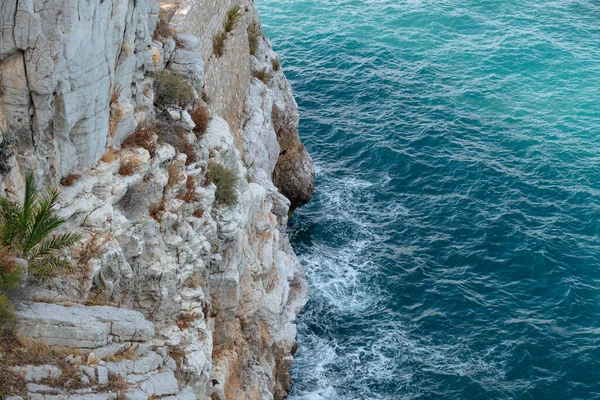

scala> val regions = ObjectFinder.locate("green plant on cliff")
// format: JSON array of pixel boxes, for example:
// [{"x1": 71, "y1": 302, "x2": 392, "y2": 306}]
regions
[
  {"x1": 208, "y1": 161, "x2": 238, "y2": 205},
  {"x1": 252, "y1": 68, "x2": 271, "y2": 84},
  {"x1": 271, "y1": 57, "x2": 281, "y2": 72},
  {"x1": 247, "y1": 21, "x2": 260, "y2": 55},
  {"x1": 224, "y1": 5, "x2": 242, "y2": 33},
  {"x1": 0, "y1": 174, "x2": 81, "y2": 321},
  {"x1": 152, "y1": 71, "x2": 194, "y2": 108},
  {"x1": 213, "y1": 4, "x2": 243, "y2": 58},
  {"x1": 213, "y1": 31, "x2": 227, "y2": 57},
  {"x1": 0, "y1": 173, "x2": 82, "y2": 276}
]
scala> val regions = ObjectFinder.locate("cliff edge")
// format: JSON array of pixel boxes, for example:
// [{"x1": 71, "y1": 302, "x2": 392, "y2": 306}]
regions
[{"x1": 0, "y1": 0, "x2": 314, "y2": 398}]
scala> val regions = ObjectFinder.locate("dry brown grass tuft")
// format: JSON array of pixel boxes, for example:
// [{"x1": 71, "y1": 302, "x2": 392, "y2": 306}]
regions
[
  {"x1": 193, "y1": 207, "x2": 204, "y2": 219},
  {"x1": 106, "y1": 345, "x2": 136, "y2": 362},
  {"x1": 105, "y1": 372, "x2": 129, "y2": 393},
  {"x1": 153, "y1": 19, "x2": 173, "y2": 40},
  {"x1": 178, "y1": 139, "x2": 198, "y2": 166},
  {"x1": 178, "y1": 176, "x2": 197, "y2": 203},
  {"x1": 60, "y1": 173, "x2": 81, "y2": 187},
  {"x1": 176, "y1": 310, "x2": 199, "y2": 330},
  {"x1": 190, "y1": 105, "x2": 211, "y2": 138},
  {"x1": 101, "y1": 148, "x2": 118, "y2": 163},
  {"x1": 111, "y1": 84, "x2": 123, "y2": 105},
  {"x1": 252, "y1": 68, "x2": 271, "y2": 84},
  {"x1": 122, "y1": 124, "x2": 159, "y2": 157},
  {"x1": 118, "y1": 157, "x2": 138, "y2": 176},
  {"x1": 149, "y1": 199, "x2": 167, "y2": 221},
  {"x1": 77, "y1": 236, "x2": 103, "y2": 266},
  {"x1": 0, "y1": 332, "x2": 77, "y2": 396},
  {"x1": 167, "y1": 163, "x2": 185, "y2": 188},
  {"x1": 188, "y1": 273, "x2": 204, "y2": 288},
  {"x1": 213, "y1": 31, "x2": 227, "y2": 57}
]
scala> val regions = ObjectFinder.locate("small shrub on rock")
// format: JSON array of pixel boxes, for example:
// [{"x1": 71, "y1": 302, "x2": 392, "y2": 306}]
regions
[
  {"x1": 247, "y1": 22, "x2": 260, "y2": 55},
  {"x1": 153, "y1": 71, "x2": 194, "y2": 108},
  {"x1": 153, "y1": 18, "x2": 173, "y2": 40},
  {"x1": 213, "y1": 31, "x2": 227, "y2": 57},
  {"x1": 178, "y1": 138, "x2": 198, "y2": 166},
  {"x1": 271, "y1": 57, "x2": 281, "y2": 72},
  {"x1": 178, "y1": 176, "x2": 197, "y2": 203},
  {"x1": 208, "y1": 161, "x2": 238, "y2": 205},
  {"x1": 193, "y1": 208, "x2": 204, "y2": 218},
  {"x1": 155, "y1": 110, "x2": 186, "y2": 147},
  {"x1": 118, "y1": 158, "x2": 138, "y2": 176},
  {"x1": 252, "y1": 68, "x2": 271, "y2": 84},
  {"x1": 101, "y1": 148, "x2": 118, "y2": 163},
  {"x1": 60, "y1": 173, "x2": 80, "y2": 187},
  {"x1": 167, "y1": 163, "x2": 185, "y2": 188},
  {"x1": 122, "y1": 124, "x2": 159, "y2": 157},
  {"x1": 224, "y1": 5, "x2": 242, "y2": 33},
  {"x1": 191, "y1": 105, "x2": 211, "y2": 138}
]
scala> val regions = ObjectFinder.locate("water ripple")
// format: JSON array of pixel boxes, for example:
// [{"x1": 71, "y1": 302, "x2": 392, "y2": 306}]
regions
[{"x1": 257, "y1": 0, "x2": 600, "y2": 398}]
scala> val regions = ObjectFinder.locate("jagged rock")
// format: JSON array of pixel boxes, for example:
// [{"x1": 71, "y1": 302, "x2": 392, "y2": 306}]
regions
[
  {"x1": 9, "y1": 365, "x2": 62, "y2": 382},
  {"x1": 79, "y1": 365, "x2": 96, "y2": 381},
  {"x1": 26, "y1": 385, "x2": 62, "y2": 395},
  {"x1": 14, "y1": 302, "x2": 155, "y2": 348},
  {"x1": 138, "y1": 370, "x2": 180, "y2": 396},
  {"x1": 106, "y1": 360, "x2": 134, "y2": 377},
  {"x1": 97, "y1": 366, "x2": 109, "y2": 385},
  {"x1": 163, "y1": 387, "x2": 196, "y2": 400},
  {"x1": 131, "y1": 351, "x2": 163, "y2": 374}
]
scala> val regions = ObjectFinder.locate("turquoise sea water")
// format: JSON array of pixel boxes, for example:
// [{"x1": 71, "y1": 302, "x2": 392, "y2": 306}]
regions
[{"x1": 256, "y1": 1, "x2": 600, "y2": 399}]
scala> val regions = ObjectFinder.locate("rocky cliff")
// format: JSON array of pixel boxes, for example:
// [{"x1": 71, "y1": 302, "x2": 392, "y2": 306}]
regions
[{"x1": 0, "y1": 0, "x2": 314, "y2": 398}]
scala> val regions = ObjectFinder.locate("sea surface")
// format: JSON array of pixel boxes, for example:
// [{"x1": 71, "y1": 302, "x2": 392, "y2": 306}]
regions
[{"x1": 255, "y1": 1, "x2": 600, "y2": 399}]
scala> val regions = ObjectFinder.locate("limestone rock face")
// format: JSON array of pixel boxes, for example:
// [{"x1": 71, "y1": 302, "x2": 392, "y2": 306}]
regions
[
  {"x1": 1, "y1": 0, "x2": 314, "y2": 399},
  {"x1": 15, "y1": 302, "x2": 155, "y2": 348},
  {"x1": 0, "y1": 0, "x2": 160, "y2": 181}
]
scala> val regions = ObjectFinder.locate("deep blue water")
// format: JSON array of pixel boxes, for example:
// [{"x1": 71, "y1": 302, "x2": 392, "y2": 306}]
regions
[{"x1": 256, "y1": 1, "x2": 600, "y2": 399}]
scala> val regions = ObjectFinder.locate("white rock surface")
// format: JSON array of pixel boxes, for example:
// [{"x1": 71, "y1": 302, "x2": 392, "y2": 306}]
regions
[{"x1": 14, "y1": 302, "x2": 155, "y2": 348}]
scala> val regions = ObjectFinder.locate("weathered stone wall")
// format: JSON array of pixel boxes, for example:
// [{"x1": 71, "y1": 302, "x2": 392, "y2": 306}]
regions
[{"x1": 168, "y1": 0, "x2": 252, "y2": 149}]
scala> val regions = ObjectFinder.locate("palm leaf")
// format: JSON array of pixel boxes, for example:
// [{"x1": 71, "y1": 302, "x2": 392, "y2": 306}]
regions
[
  {"x1": 21, "y1": 173, "x2": 37, "y2": 230},
  {"x1": 22, "y1": 188, "x2": 63, "y2": 257},
  {"x1": 27, "y1": 232, "x2": 83, "y2": 261},
  {"x1": 29, "y1": 255, "x2": 72, "y2": 276},
  {"x1": 0, "y1": 172, "x2": 81, "y2": 279}
]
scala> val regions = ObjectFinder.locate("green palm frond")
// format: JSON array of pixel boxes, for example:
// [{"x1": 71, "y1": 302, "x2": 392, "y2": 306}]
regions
[
  {"x1": 0, "y1": 197, "x2": 21, "y2": 246},
  {"x1": 29, "y1": 255, "x2": 72, "y2": 277},
  {"x1": 21, "y1": 173, "x2": 37, "y2": 229},
  {"x1": 28, "y1": 232, "x2": 83, "y2": 261},
  {"x1": 22, "y1": 187, "x2": 64, "y2": 257},
  {"x1": 0, "y1": 172, "x2": 81, "y2": 277}
]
